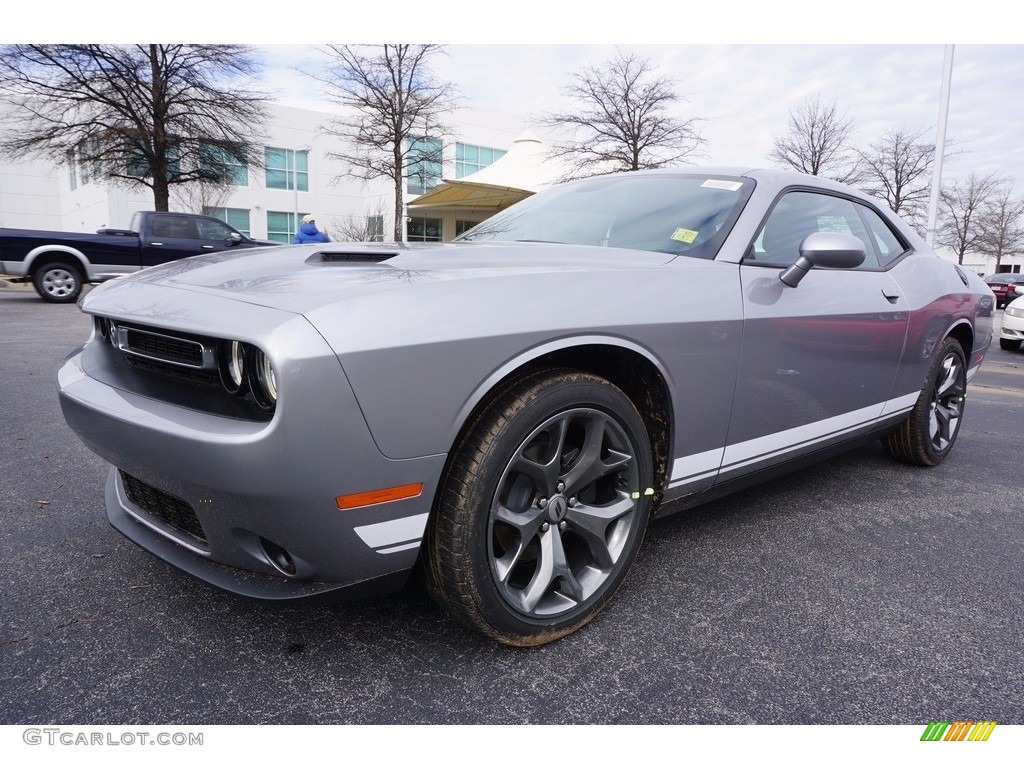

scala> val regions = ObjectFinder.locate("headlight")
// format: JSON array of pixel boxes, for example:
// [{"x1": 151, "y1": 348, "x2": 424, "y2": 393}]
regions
[
  {"x1": 218, "y1": 340, "x2": 247, "y2": 394},
  {"x1": 249, "y1": 346, "x2": 278, "y2": 410},
  {"x1": 1007, "y1": 305, "x2": 1024, "y2": 318}
]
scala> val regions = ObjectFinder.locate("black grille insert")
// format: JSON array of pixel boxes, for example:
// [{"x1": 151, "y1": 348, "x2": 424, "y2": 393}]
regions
[
  {"x1": 120, "y1": 471, "x2": 208, "y2": 547},
  {"x1": 122, "y1": 327, "x2": 205, "y2": 367}
]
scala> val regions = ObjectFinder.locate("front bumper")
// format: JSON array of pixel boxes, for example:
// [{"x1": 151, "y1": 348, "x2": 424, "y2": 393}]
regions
[
  {"x1": 1000, "y1": 306, "x2": 1024, "y2": 343},
  {"x1": 58, "y1": 300, "x2": 446, "y2": 601}
]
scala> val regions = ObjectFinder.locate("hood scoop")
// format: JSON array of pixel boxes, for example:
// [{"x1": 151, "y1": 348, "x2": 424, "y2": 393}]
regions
[{"x1": 310, "y1": 250, "x2": 397, "y2": 264}]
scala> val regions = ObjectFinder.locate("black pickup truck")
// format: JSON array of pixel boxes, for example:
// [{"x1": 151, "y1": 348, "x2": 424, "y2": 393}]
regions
[{"x1": 0, "y1": 211, "x2": 277, "y2": 303}]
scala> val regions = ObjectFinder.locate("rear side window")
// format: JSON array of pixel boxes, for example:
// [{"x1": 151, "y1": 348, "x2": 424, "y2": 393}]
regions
[
  {"x1": 152, "y1": 216, "x2": 199, "y2": 239},
  {"x1": 859, "y1": 205, "x2": 908, "y2": 267}
]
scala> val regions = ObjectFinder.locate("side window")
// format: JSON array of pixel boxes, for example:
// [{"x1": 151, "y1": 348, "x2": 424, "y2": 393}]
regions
[
  {"x1": 858, "y1": 204, "x2": 907, "y2": 267},
  {"x1": 151, "y1": 216, "x2": 199, "y2": 239},
  {"x1": 749, "y1": 191, "x2": 879, "y2": 270},
  {"x1": 196, "y1": 218, "x2": 236, "y2": 241}
]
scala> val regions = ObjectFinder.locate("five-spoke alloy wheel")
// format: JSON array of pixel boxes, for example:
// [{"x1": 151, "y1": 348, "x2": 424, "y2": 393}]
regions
[
  {"x1": 423, "y1": 369, "x2": 654, "y2": 646},
  {"x1": 885, "y1": 336, "x2": 967, "y2": 466}
]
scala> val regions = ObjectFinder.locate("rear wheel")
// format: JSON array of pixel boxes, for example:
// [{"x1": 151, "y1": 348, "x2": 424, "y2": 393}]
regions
[
  {"x1": 32, "y1": 261, "x2": 83, "y2": 303},
  {"x1": 423, "y1": 369, "x2": 654, "y2": 646},
  {"x1": 884, "y1": 337, "x2": 967, "y2": 466}
]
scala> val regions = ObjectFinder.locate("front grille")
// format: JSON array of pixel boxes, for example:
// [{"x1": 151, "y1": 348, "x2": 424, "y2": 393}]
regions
[
  {"x1": 120, "y1": 471, "x2": 208, "y2": 547},
  {"x1": 121, "y1": 326, "x2": 205, "y2": 368}
]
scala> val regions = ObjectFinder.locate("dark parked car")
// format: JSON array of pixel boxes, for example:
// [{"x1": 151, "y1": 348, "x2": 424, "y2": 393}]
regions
[
  {"x1": 0, "y1": 210, "x2": 276, "y2": 303},
  {"x1": 983, "y1": 273, "x2": 1024, "y2": 308},
  {"x1": 58, "y1": 168, "x2": 994, "y2": 646}
]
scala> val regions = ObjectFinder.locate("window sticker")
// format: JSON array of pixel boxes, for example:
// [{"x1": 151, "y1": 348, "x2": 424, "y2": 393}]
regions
[
  {"x1": 671, "y1": 228, "x2": 699, "y2": 243},
  {"x1": 701, "y1": 179, "x2": 743, "y2": 191}
]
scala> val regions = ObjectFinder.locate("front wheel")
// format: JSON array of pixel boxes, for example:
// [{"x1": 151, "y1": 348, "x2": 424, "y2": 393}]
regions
[
  {"x1": 884, "y1": 337, "x2": 967, "y2": 466},
  {"x1": 32, "y1": 261, "x2": 83, "y2": 303},
  {"x1": 423, "y1": 369, "x2": 654, "y2": 646}
]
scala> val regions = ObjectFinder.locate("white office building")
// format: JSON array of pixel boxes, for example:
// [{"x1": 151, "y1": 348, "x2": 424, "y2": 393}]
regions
[{"x1": 0, "y1": 102, "x2": 562, "y2": 244}]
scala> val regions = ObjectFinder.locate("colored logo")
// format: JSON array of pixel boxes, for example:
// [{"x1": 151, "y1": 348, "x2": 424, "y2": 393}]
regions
[{"x1": 920, "y1": 720, "x2": 996, "y2": 742}]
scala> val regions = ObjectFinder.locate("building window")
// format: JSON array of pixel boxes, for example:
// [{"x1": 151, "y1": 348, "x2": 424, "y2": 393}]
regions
[
  {"x1": 66, "y1": 151, "x2": 78, "y2": 191},
  {"x1": 200, "y1": 144, "x2": 249, "y2": 186},
  {"x1": 267, "y1": 210, "x2": 308, "y2": 243},
  {"x1": 407, "y1": 216, "x2": 442, "y2": 242},
  {"x1": 126, "y1": 144, "x2": 180, "y2": 180},
  {"x1": 456, "y1": 220, "x2": 481, "y2": 237},
  {"x1": 204, "y1": 207, "x2": 251, "y2": 236},
  {"x1": 265, "y1": 147, "x2": 308, "y2": 191},
  {"x1": 75, "y1": 140, "x2": 102, "y2": 185},
  {"x1": 367, "y1": 215, "x2": 384, "y2": 242},
  {"x1": 456, "y1": 143, "x2": 506, "y2": 178},
  {"x1": 407, "y1": 137, "x2": 442, "y2": 195}
]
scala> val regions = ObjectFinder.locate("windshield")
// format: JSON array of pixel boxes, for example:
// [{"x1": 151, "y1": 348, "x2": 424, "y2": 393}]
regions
[{"x1": 456, "y1": 173, "x2": 755, "y2": 260}]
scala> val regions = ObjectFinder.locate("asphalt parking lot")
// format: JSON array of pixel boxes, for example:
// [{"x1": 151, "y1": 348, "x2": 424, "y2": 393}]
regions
[{"x1": 1, "y1": 286, "x2": 1022, "y2": 726}]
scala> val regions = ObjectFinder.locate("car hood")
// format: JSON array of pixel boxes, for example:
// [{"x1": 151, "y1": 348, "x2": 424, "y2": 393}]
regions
[{"x1": 115, "y1": 241, "x2": 680, "y2": 314}]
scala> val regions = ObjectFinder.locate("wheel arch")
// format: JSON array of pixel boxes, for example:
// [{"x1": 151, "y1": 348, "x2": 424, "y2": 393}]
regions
[
  {"x1": 26, "y1": 245, "x2": 92, "y2": 277},
  {"x1": 945, "y1": 319, "x2": 974, "y2": 361},
  {"x1": 447, "y1": 338, "x2": 674, "y2": 505}
]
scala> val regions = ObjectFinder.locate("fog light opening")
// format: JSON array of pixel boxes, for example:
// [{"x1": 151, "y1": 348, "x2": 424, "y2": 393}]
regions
[{"x1": 260, "y1": 537, "x2": 297, "y2": 576}]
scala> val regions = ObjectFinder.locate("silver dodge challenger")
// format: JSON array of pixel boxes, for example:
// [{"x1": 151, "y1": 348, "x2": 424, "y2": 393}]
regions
[{"x1": 58, "y1": 168, "x2": 995, "y2": 646}]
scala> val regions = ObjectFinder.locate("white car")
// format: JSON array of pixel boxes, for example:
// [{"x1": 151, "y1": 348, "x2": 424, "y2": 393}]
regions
[{"x1": 1000, "y1": 294, "x2": 1024, "y2": 351}]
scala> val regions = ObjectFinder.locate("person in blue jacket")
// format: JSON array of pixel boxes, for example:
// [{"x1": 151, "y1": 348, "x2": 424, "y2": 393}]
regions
[{"x1": 293, "y1": 214, "x2": 330, "y2": 244}]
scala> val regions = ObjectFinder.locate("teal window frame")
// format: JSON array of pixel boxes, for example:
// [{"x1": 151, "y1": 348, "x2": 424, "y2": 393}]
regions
[
  {"x1": 265, "y1": 147, "x2": 309, "y2": 191},
  {"x1": 407, "y1": 137, "x2": 443, "y2": 195},
  {"x1": 455, "y1": 143, "x2": 506, "y2": 178},
  {"x1": 204, "y1": 207, "x2": 251, "y2": 236}
]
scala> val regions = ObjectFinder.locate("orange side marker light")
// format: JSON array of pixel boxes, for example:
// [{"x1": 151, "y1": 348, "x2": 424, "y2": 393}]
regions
[{"x1": 336, "y1": 482, "x2": 424, "y2": 510}]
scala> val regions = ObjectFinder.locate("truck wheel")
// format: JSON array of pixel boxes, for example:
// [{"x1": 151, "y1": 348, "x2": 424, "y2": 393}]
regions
[{"x1": 32, "y1": 261, "x2": 83, "y2": 303}]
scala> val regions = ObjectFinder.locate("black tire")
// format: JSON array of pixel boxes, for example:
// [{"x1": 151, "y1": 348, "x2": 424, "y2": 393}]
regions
[
  {"x1": 32, "y1": 260, "x2": 83, "y2": 303},
  {"x1": 884, "y1": 337, "x2": 967, "y2": 466},
  {"x1": 999, "y1": 338, "x2": 1022, "y2": 351},
  {"x1": 423, "y1": 369, "x2": 654, "y2": 646}
]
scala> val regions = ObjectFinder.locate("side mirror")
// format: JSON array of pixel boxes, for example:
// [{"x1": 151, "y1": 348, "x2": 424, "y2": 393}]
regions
[
  {"x1": 228, "y1": 232, "x2": 243, "y2": 245},
  {"x1": 779, "y1": 231, "x2": 867, "y2": 287}
]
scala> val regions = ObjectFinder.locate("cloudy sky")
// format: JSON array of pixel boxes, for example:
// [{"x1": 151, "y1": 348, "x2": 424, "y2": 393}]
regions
[
  {"x1": 31, "y1": 1, "x2": 1024, "y2": 188},
  {"x1": 260, "y1": 42, "x2": 1024, "y2": 189}
]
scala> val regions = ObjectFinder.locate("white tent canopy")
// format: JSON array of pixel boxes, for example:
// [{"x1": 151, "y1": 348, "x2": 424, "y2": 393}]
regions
[{"x1": 408, "y1": 130, "x2": 566, "y2": 213}]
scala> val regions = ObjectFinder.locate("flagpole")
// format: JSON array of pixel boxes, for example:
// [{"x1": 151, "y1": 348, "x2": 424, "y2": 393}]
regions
[{"x1": 926, "y1": 44, "x2": 955, "y2": 249}]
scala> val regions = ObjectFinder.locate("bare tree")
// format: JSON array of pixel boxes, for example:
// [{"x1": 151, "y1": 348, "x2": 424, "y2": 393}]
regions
[
  {"x1": 170, "y1": 178, "x2": 235, "y2": 216},
  {"x1": 541, "y1": 50, "x2": 706, "y2": 179},
  {"x1": 937, "y1": 172, "x2": 1002, "y2": 265},
  {"x1": 977, "y1": 181, "x2": 1024, "y2": 273},
  {"x1": 314, "y1": 45, "x2": 456, "y2": 242},
  {"x1": 0, "y1": 45, "x2": 268, "y2": 211},
  {"x1": 857, "y1": 126, "x2": 937, "y2": 229},
  {"x1": 331, "y1": 202, "x2": 389, "y2": 242},
  {"x1": 769, "y1": 94, "x2": 861, "y2": 183}
]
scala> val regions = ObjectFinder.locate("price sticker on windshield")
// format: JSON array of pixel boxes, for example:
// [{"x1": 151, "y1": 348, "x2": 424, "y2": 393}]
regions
[{"x1": 671, "y1": 228, "x2": 699, "y2": 243}]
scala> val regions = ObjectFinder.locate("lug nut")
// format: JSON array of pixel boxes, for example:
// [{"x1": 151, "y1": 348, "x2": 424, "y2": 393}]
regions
[
  {"x1": 556, "y1": 482, "x2": 565, "y2": 493},
  {"x1": 538, "y1": 497, "x2": 548, "y2": 509},
  {"x1": 568, "y1": 497, "x2": 577, "y2": 507},
  {"x1": 541, "y1": 522, "x2": 550, "y2": 532}
]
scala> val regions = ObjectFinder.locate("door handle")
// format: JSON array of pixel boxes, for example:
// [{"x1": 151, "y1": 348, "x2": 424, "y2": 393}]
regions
[
  {"x1": 202, "y1": 245, "x2": 214, "y2": 249},
  {"x1": 148, "y1": 242, "x2": 163, "y2": 246},
  {"x1": 882, "y1": 288, "x2": 900, "y2": 303}
]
